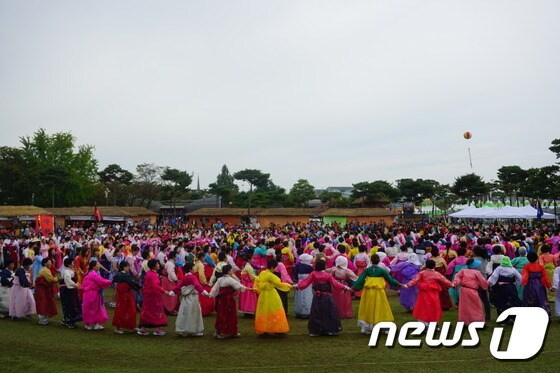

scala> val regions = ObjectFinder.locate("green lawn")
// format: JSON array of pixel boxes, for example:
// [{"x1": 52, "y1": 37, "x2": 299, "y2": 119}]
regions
[{"x1": 0, "y1": 289, "x2": 559, "y2": 372}]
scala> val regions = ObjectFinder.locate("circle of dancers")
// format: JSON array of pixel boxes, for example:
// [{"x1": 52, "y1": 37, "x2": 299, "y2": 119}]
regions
[{"x1": 1, "y1": 221, "x2": 559, "y2": 338}]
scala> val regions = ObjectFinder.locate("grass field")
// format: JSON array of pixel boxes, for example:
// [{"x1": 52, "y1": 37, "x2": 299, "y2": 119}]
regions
[{"x1": 0, "y1": 289, "x2": 559, "y2": 373}]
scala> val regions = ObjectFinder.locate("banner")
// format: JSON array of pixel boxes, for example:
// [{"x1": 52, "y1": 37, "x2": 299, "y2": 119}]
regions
[{"x1": 35, "y1": 215, "x2": 54, "y2": 236}]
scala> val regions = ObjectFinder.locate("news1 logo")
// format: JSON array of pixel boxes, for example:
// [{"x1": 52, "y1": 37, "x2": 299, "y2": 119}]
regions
[{"x1": 368, "y1": 307, "x2": 549, "y2": 360}]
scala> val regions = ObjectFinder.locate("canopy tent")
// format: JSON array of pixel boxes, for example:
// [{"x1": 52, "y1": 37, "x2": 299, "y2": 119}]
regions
[{"x1": 449, "y1": 206, "x2": 556, "y2": 220}]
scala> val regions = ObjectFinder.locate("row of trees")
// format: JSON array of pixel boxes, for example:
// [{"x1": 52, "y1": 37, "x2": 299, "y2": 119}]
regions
[{"x1": 0, "y1": 129, "x2": 559, "y2": 210}]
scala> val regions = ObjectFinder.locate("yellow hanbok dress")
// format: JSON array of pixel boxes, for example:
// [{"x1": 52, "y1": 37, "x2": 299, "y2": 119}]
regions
[
  {"x1": 353, "y1": 265, "x2": 399, "y2": 333},
  {"x1": 254, "y1": 269, "x2": 291, "y2": 334}
]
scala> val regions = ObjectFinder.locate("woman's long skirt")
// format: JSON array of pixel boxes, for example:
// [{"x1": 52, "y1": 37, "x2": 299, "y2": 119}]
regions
[
  {"x1": 34, "y1": 277, "x2": 57, "y2": 317},
  {"x1": 112, "y1": 283, "x2": 137, "y2": 330},
  {"x1": 60, "y1": 287, "x2": 82, "y2": 325},
  {"x1": 294, "y1": 273, "x2": 313, "y2": 318},
  {"x1": 215, "y1": 287, "x2": 238, "y2": 337},
  {"x1": 239, "y1": 274, "x2": 257, "y2": 315},
  {"x1": 308, "y1": 285, "x2": 341, "y2": 335},
  {"x1": 176, "y1": 285, "x2": 204, "y2": 335}
]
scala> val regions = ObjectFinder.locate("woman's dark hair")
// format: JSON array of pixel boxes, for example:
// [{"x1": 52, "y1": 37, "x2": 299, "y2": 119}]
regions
[
  {"x1": 22, "y1": 258, "x2": 33, "y2": 267},
  {"x1": 119, "y1": 261, "x2": 130, "y2": 271},
  {"x1": 41, "y1": 258, "x2": 50, "y2": 266},
  {"x1": 457, "y1": 247, "x2": 467, "y2": 257},
  {"x1": 183, "y1": 262, "x2": 194, "y2": 273},
  {"x1": 267, "y1": 258, "x2": 278, "y2": 270},
  {"x1": 473, "y1": 246, "x2": 489, "y2": 260},
  {"x1": 425, "y1": 259, "x2": 436, "y2": 269},
  {"x1": 314, "y1": 260, "x2": 326, "y2": 271},
  {"x1": 492, "y1": 245, "x2": 503, "y2": 255},
  {"x1": 431, "y1": 247, "x2": 440, "y2": 257},
  {"x1": 527, "y1": 252, "x2": 538, "y2": 263},
  {"x1": 147, "y1": 259, "x2": 159, "y2": 270},
  {"x1": 371, "y1": 254, "x2": 380, "y2": 265},
  {"x1": 466, "y1": 258, "x2": 474, "y2": 267},
  {"x1": 359, "y1": 245, "x2": 367, "y2": 253},
  {"x1": 541, "y1": 245, "x2": 551, "y2": 254},
  {"x1": 167, "y1": 251, "x2": 176, "y2": 260},
  {"x1": 88, "y1": 260, "x2": 97, "y2": 271},
  {"x1": 63, "y1": 257, "x2": 73, "y2": 267},
  {"x1": 218, "y1": 251, "x2": 227, "y2": 262},
  {"x1": 221, "y1": 264, "x2": 232, "y2": 275}
]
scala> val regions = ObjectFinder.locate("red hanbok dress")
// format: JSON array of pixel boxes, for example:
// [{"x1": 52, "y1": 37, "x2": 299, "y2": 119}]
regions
[
  {"x1": 34, "y1": 268, "x2": 58, "y2": 317},
  {"x1": 139, "y1": 270, "x2": 168, "y2": 328},
  {"x1": 407, "y1": 269, "x2": 452, "y2": 322},
  {"x1": 210, "y1": 276, "x2": 244, "y2": 337},
  {"x1": 112, "y1": 272, "x2": 140, "y2": 330}
]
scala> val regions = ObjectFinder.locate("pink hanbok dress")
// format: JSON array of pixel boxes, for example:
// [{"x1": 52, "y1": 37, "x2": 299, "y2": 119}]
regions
[
  {"x1": 81, "y1": 270, "x2": 112, "y2": 326},
  {"x1": 453, "y1": 269, "x2": 488, "y2": 324}
]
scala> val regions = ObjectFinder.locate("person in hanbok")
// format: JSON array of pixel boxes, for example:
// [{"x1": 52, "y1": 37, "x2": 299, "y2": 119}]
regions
[
  {"x1": 138, "y1": 259, "x2": 171, "y2": 336},
  {"x1": 352, "y1": 254, "x2": 400, "y2": 334},
  {"x1": 209, "y1": 264, "x2": 248, "y2": 338},
  {"x1": 430, "y1": 247, "x2": 452, "y2": 310},
  {"x1": 162, "y1": 251, "x2": 179, "y2": 315},
  {"x1": 538, "y1": 245, "x2": 556, "y2": 302},
  {"x1": 73, "y1": 247, "x2": 90, "y2": 285},
  {"x1": 34, "y1": 258, "x2": 58, "y2": 325},
  {"x1": 82, "y1": 259, "x2": 113, "y2": 330},
  {"x1": 452, "y1": 259, "x2": 488, "y2": 324},
  {"x1": 521, "y1": 252, "x2": 551, "y2": 312},
  {"x1": 390, "y1": 253, "x2": 420, "y2": 312},
  {"x1": 405, "y1": 259, "x2": 452, "y2": 324},
  {"x1": 59, "y1": 257, "x2": 82, "y2": 328},
  {"x1": 0, "y1": 259, "x2": 15, "y2": 318},
  {"x1": 511, "y1": 247, "x2": 529, "y2": 299},
  {"x1": 112, "y1": 261, "x2": 141, "y2": 334},
  {"x1": 271, "y1": 251, "x2": 293, "y2": 314},
  {"x1": 327, "y1": 256, "x2": 357, "y2": 318},
  {"x1": 194, "y1": 252, "x2": 214, "y2": 316},
  {"x1": 552, "y1": 265, "x2": 560, "y2": 317},
  {"x1": 296, "y1": 260, "x2": 349, "y2": 336},
  {"x1": 254, "y1": 259, "x2": 292, "y2": 335},
  {"x1": 354, "y1": 245, "x2": 370, "y2": 277},
  {"x1": 487, "y1": 257, "x2": 522, "y2": 321},
  {"x1": 173, "y1": 262, "x2": 208, "y2": 336},
  {"x1": 239, "y1": 252, "x2": 258, "y2": 316},
  {"x1": 446, "y1": 247, "x2": 468, "y2": 306},
  {"x1": 292, "y1": 253, "x2": 314, "y2": 318},
  {"x1": 9, "y1": 258, "x2": 35, "y2": 319}
]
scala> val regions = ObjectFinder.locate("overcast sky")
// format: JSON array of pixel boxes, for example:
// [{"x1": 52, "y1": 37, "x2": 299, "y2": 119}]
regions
[{"x1": 1, "y1": 0, "x2": 559, "y2": 190}]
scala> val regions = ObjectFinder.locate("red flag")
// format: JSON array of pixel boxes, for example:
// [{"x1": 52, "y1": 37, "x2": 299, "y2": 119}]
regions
[
  {"x1": 36, "y1": 215, "x2": 54, "y2": 236},
  {"x1": 94, "y1": 206, "x2": 103, "y2": 222}
]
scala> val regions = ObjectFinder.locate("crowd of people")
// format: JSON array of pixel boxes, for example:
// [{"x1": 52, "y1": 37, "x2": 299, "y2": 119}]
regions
[{"x1": 0, "y1": 219, "x2": 559, "y2": 338}]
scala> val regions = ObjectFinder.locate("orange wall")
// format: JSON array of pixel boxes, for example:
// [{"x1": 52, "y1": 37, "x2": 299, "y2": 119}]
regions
[
  {"x1": 258, "y1": 216, "x2": 311, "y2": 227},
  {"x1": 348, "y1": 216, "x2": 397, "y2": 225},
  {"x1": 187, "y1": 215, "x2": 241, "y2": 226}
]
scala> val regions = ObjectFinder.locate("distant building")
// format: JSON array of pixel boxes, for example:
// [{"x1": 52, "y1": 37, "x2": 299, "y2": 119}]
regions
[
  {"x1": 320, "y1": 208, "x2": 400, "y2": 226},
  {"x1": 186, "y1": 208, "x2": 323, "y2": 227},
  {"x1": 47, "y1": 206, "x2": 158, "y2": 226},
  {"x1": 325, "y1": 186, "x2": 353, "y2": 198}
]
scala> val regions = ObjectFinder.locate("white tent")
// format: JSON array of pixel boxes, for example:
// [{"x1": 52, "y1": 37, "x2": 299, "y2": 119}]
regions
[{"x1": 449, "y1": 206, "x2": 556, "y2": 220}]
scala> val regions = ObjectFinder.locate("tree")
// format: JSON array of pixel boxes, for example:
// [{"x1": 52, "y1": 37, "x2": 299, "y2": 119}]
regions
[
  {"x1": 451, "y1": 173, "x2": 489, "y2": 205},
  {"x1": 161, "y1": 167, "x2": 192, "y2": 200},
  {"x1": 233, "y1": 169, "x2": 271, "y2": 191},
  {"x1": 521, "y1": 166, "x2": 560, "y2": 202},
  {"x1": 351, "y1": 181, "x2": 400, "y2": 207},
  {"x1": 319, "y1": 191, "x2": 350, "y2": 208},
  {"x1": 98, "y1": 164, "x2": 133, "y2": 205},
  {"x1": 396, "y1": 178, "x2": 439, "y2": 205},
  {"x1": 208, "y1": 165, "x2": 238, "y2": 206},
  {"x1": 131, "y1": 163, "x2": 163, "y2": 208},
  {"x1": 0, "y1": 147, "x2": 30, "y2": 204},
  {"x1": 550, "y1": 138, "x2": 560, "y2": 162},
  {"x1": 289, "y1": 179, "x2": 315, "y2": 207},
  {"x1": 17, "y1": 129, "x2": 98, "y2": 207},
  {"x1": 496, "y1": 165, "x2": 528, "y2": 205}
]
